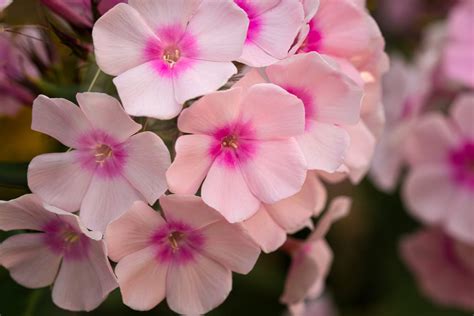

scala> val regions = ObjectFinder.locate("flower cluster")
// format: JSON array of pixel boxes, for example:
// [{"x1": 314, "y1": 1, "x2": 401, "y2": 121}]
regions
[
  {"x1": 369, "y1": 0, "x2": 474, "y2": 311},
  {"x1": 0, "y1": 0, "x2": 387, "y2": 314}
]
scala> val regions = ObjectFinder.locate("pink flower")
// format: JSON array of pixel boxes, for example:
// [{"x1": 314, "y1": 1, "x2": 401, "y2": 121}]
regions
[
  {"x1": 400, "y1": 227, "x2": 474, "y2": 311},
  {"x1": 241, "y1": 171, "x2": 327, "y2": 253},
  {"x1": 403, "y1": 94, "x2": 474, "y2": 244},
  {"x1": 105, "y1": 195, "x2": 260, "y2": 314},
  {"x1": 166, "y1": 84, "x2": 307, "y2": 223},
  {"x1": 443, "y1": 0, "x2": 474, "y2": 89},
  {"x1": 235, "y1": 0, "x2": 304, "y2": 67},
  {"x1": 236, "y1": 52, "x2": 362, "y2": 172},
  {"x1": 280, "y1": 197, "x2": 351, "y2": 308},
  {"x1": 28, "y1": 92, "x2": 171, "y2": 232},
  {"x1": 287, "y1": 294, "x2": 338, "y2": 316},
  {"x1": 0, "y1": 0, "x2": 11, "y2": 11},
  {"x1": 92, "y1": 0, "x2": 249, "y2": 119},
  {"x1": 0, "y1": 194, "x2": 117, "y2": 311}
]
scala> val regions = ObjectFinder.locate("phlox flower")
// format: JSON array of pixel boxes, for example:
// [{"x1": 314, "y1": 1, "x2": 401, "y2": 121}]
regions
[
  {"x1": 235, "y1": 0, "x2": 304, "y2": 67},
  {"x1": 241, "y1": 171, "x2": 327, "y2": 253},
  {"x1": 105, "y1": 195, "x2": 261, "y2": 314},
  {"x1": 0, "y1": 0, "x2": 11, "y2": 11},
  {"x1": 286, "y1": 294, "x2": 338, "y2": 316},
  {"x1": 400, "y1": 228, "x2": 474, "y2": 311},
  {"x1": 280, "y1": 197, "x2": 351, "y2": 309},
  {"x1": 0, "y1": 194, "x2": 117, "y2": 311},
  {"x1": 403, "y1": 94, "x2": 474, "y2": 244},
  {"x1": 236, "y1": 52, "x2": 362, "y2": 172},
  {"x1": 93, "y1": 0, "x2": 249, "y2": 119},
  {"x1": 166, "y1": 84, "x2": 307, "y2": 223},
  {"x1": 28, "y1": 92, "x2": 171, "y2": 232}
]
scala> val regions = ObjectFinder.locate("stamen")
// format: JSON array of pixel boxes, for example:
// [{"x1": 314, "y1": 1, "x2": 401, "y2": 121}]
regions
[
  {"x1": 62, "y1": 231, "x2": 80, "y2": 244},
  {"x1": 222, "y1": 135, "x2": 239, "y2": 149},
  {"x1": 163, "y1": 47, "x2": 181, "y2": 67},
  {"x1": 168, "y1": 231, "x2": 185, "y2": 252},
  {"x1": 95, "y1": 144, "x2": 113, "y2": 164}
]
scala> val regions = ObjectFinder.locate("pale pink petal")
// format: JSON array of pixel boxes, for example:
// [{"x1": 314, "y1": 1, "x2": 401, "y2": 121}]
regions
[
  {"x1": 93, "y1": 3, "x2": 158, "y2": 76},
  {"x1": 238, "y1": 42, "x2": 279, "y2": 67},
  {"x1": 202, "y1": 162, "x2": 260, "y2": 223},
  {"x1": 113, "y1": 61, "x2": 181, "y2": 119},
  {"x1": 128, "y1": 0, "x2": 200, "y2": 32},
  {"x1": 0, "y1": 233, "x2": 61, "y2": 288},
  {"x1": 0, "y1": 0, "x2": 12, "y2": 11},
  {"x1": 302, "y1": 0, "x2": 319, "y2": 22},
  {"x1": 166, "y1": 135, "x2": 214, "y2": 194},
  {"x1": 240, "y1": 83, "x2": 305, "y2": 139},
  {"x1": 76, "y1": 92, "x2": 141, "y2": 142},
  {"x1": 106, "y1": 201, "x2": 165, "y2": 262},
  {"x1": 445, "y1": 190, "x2": 474, "y2": 245},
  {"x1": 233, "y1": 68, "x2": 267, "y2": 90},
  {"x1": 296, "y1": 122, "x2": 349, "y2": 172},
  {"x1": 166, "y1": 252, "x2": 231, "y2": 315},
  {"x1": 268, "y1": 173, "x2": 327, "y2": 233},
  {"x1": 405, "y1": 113, "x2": 458, "y2": 166},
  {"x1": 310, "y1": 196, "x2": 351, "y2": 241},
  {"x1": 122, "y1": 132, "x2": 170, "y2": 204},
  {"x1": 173, "y1": 59, "x2": 237, "y2": 104},
  {"x1": 178, "y1": 87, "x2": 243, "y2": 135},
  {"x1": 0, "y1": 194, "x2": 57, "y2": 231},
  {"x1": 115, "y1": 246, "x2": 168, "y2": 311},
  {"x1": 160, "y1": 195, "x2": 224, "y2": 230},
  {"x1": 403, "y1": 166, "x2": 457, "y2": 225},
  {"x1": 80, "y1": 175, "x2": 144, "y2": 232},
  {"x1": 450, "y1": 93, "x2": 474, "y2": 138},
  {"x1": 28, "y1": 152, "x2": 93, "y2": 212},
  {"x1": 241, "y1": 139, "x2": 307, "y2": 204},
  {"x1": 31, "y1": 95, "x2": 92, "y2": 148},
  {"x1": 52, "y1": 241, "x2": 118, "y2": 312},
  {"x1": 241, "y1": 207, "x2": 287, "y2": 253},
  {"x1": 186, "y1": 0, "x2": 248, "y2": 61},
  {"x1": 200, "y1": 220, "x2": 261, "y2": 273}
]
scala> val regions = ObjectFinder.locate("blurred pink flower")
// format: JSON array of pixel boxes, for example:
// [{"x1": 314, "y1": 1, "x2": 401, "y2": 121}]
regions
[
  {"x1": 281, "y1": 197, "x2": 351, "y2": 308},
  {"x1": 28, "y1": 92, "x2": 171, "y2": 232},
  {"x1": 403, "y1": 94, "x2": 474, "y2": 244},
  {"x1": 106, "y1": 195, "x2": 260, "y2": 314},
  {"x1": 236, "y1": 53, "x2": 362, "y2": 172},
  {"x1": 376, "y1": 0, "x2": 424, "y2": 33},
  {"x1": 241, "y1": 171, "x2": 327, "y2": 253},
  {"x1": 0, "y1": 194, "x2": 117, "y2": 311},
  {"x1": 235, "y1": 0, "x2": 304, "y2": 67},
  {"x1": 443, "y1": 0, "x2": 474, "y2": 89},
  {"x1": 92, "y1": 0, "x2": 249, "y2": 119},
  {"x1": 166, "y1": 84, "x2": 307, "y2": 223},
  {"x1": 288, "y1": 294, "x2": 338, "y2": 316},
  {"x1": 0, "y1": 0, "x2": 11, "y2": 11},
  {"x1": 400, "y1": 227, "x2": 474, "y2": 311}
]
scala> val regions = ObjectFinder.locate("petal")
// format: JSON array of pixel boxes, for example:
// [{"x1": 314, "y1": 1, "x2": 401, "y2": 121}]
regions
[
  {"x1": 173, "y1": 59, "x2": 237, "y2": 104},
  {"x1": 445, "y1": 190, "x2": 474, "y2": 245},
  {"x1": 80, "y1": 175, "x2": 145, "y2": 232},
  {"x1": 0, "y1": 233, "x2": 61, "y2": 288},
  {"x1": 76, "y1": 92, "x2": 141, "y2": 142},
  {"x1": 233, "y1": 68, "x2": 267, "y2": 90},
  {"x1": 31, "y1": 95, "x2": 92, "y2": 148},
  {"x1": 160, "y1": 195, "x2": 224, "y2": 230},
  {"x1": 0, "y1": 194, "x2": 57, "y2": 231},
  {"x1": 115, "y1": 246, "x2": 168, "y2": 311},
  {"x1": 177, "y1": 88, "x2": 242, "y2": 135},
  {"x1": 403, "y1": 166, "x2": 457, "y2": 226},
  {"x1": 241, "y1": 207, "x2": 287, "y2": 253},
  {"x1": 166, "y1": 135, "x2": 214, "y2": 194},
  {"x1": 239, "y1": 41, "x2": 280, "y2": 67},
  {"x1": 296, "y1": 122, "x2": 349, "y2": 172},
  {"x1": 92, "y1": 3, "x2": 158, "y2": 76},
  {"x1": 240, "y1": 83, "x2": 305, "y2": 139},
  {"x1": 28, "y1": 152, "x2": 93, "y2": 212},
  {"x1": 122, "y1": 132, "x2": 171, "y2": 204},
  {"x1": 113, "y1": 61, "x2": 182, "y2": 119},
  {"x1": 241, "y1": 139, "x2": 307, "y2": 204},
  {"x1": 450, "y1": 93, "x2": 474, "y2": 139},
  {"x1": 202, "y1": 162, "x2": 260, "y2": 223},
  {"x1": 106, "y1": 201, "x2": 165, "y2": 262},
  {"x1": 310, "y1": 196, "x2": 351, "y2": 241},
  {"x1": 186, "y1": 0, "x2": 248, "y2": 61},
  {"x1": 166, "y1": 253, "x2": 232, "y2": 315},
  {"x1": 52, "y1": 241, "x2": 118, "y2": 312},
  {"x1": 200, "y1": 220, "x2": 261, "y2": 272}
]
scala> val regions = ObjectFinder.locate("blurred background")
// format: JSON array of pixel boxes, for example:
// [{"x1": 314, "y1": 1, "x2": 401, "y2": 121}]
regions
[{"x1": 0, "y1": 0, "x2": 471, "y2": 315}]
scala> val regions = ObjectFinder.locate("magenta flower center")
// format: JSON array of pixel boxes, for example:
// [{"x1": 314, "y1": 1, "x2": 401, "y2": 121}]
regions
[
  {"x1": 298, "y1": 19, "x2": 323, "y2": 53},
  {"x1": 234, "y1": 0, "x2": 262, "y2": 42},
  {"x1": 162, "y1": 46, "x2": 181, "y2": 68},
  {"x1": 449, "y1": 142, "x2": 474, "y2": 189},
  {"x1": 43, "y1": 219, "x2": 90, "y2": 260}
]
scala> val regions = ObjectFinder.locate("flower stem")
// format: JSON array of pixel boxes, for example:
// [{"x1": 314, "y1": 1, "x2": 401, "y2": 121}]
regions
[{"x1": 87, "y1": 68, "x2": 102, "y2": 92}]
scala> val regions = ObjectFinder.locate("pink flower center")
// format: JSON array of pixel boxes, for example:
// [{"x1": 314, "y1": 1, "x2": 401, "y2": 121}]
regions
[
  {"x1": 43, "y1": 219, "x2": 90, "y2": 260},
  {"x1": 162, "y1": 46, "x2": 181, "y2": 68},
  {"x1": 209, "y1": 122, "x2": 257, "y2": 168},
  {"x1": 234, "y1": 0, "x2": 262, "y2": 42},
  {"x1": 283, "y1": 86, "x2": 315, "y2": 130},
  {"x1": 76, "y1": 130, "x2": 127, "y2": 179},
  {"x1": 150, "y1": 221, "x2": 205, "y2": 264},
  {"x1": 298, "y1": 19, "x2": 323, "y2": 53},
  {"x1": 449, "y1": 142, "x2": 474, "y2": 189}
]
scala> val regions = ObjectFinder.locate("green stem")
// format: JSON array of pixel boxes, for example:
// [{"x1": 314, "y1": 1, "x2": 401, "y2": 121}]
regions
[
  {"x1": 87, "y1": 68, "x2": 102, "y2": 92},
  {"x1": 22, "y1": 289, "x2": 43, "y2": 316}
]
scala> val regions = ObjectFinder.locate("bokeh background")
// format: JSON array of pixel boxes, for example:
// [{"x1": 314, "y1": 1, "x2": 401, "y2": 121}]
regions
[{"x1": 0, "y1": 0, "x2": 470, "y2": 315}]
